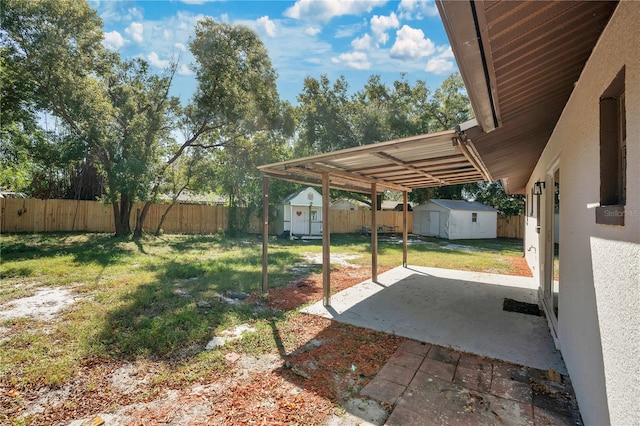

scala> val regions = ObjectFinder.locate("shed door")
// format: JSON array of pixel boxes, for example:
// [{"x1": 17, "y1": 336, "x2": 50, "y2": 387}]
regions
[
  {"x1": 429, "y1": 211, "x2": 440, "y2": 236},
  {"x1": 291, "y1": 207, "x2": 309, "y2": 235}
]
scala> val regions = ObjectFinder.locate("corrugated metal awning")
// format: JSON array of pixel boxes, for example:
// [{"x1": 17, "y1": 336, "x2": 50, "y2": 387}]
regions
[{"x1": 258, "y1": 127, "x2": 492, "y2": 193}]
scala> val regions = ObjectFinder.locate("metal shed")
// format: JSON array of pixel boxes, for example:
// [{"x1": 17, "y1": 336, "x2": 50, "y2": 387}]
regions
[{"x1": 413, "y1": 199, "x2": 497, "y2": 240}]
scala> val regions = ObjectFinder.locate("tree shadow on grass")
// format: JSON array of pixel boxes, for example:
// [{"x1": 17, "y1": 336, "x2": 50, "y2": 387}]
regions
[
  {"x1": 161, "y1": 233, "x2": 253, "y2": 253},
  {"x1": 95, "y1": 249, "x2": 306, "y2": 360},
  {"x1": 0, "y1": 233, "x2": 135, "y2": 267}
]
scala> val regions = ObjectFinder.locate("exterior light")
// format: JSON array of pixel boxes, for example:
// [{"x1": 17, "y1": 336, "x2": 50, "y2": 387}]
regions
[{"x1": 533, "y1": 180, "x2": 546, "y2": 195}]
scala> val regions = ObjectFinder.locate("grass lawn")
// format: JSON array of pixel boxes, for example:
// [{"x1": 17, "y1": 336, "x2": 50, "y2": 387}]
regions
[{"x1": 0, "y1": 232, "x2": 528, "y2": 424}]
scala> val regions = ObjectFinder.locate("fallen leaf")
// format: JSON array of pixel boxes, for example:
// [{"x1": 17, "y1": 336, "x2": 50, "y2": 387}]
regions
[{"x1": 225, "y1": 352, "x2": 241, "y2": 363}]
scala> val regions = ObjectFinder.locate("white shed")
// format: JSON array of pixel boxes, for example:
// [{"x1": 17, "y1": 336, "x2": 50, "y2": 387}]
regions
[
  {"x1": 275, "y1": 187, "x2": 323, "y2": 237},
  {"x1": 413, "y1": 199, "x2": 497, "y2": 240}
]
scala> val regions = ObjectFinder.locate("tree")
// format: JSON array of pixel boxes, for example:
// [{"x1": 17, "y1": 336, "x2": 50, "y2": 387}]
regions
[
  {"x1": 468, "y1": 181, "x2": 524, "y2": 216},
  {"x1": 425, "y1": 72, "x2": 473, "y2": 130},
  {"x1": 1, "y1": 0, "x2": 103, "y2": 193},
  {"x1": 153, "y1": 148, "x2": 215, "y2": 235},
  {"x1": 3, "y1": 2, "x2": 283, "y2": 237},
  {"x1": 104, "y1": 57, "x2": 179, "y2": 237},
  {"x1": 134, "y1": 19, "x2": 283, "y2": 237},
  {"x1": 1, "y1": 0, "x2": 176, "y2": 236},
  {"x1": 407, "y1": 72, "x2": 474, "y2": 203},
  {"x1": 295, "y1": 75, "x2": 356, "y2": 156},
  {"x1": 293, "y1": 72, "x2": 474, "y2": 206}
]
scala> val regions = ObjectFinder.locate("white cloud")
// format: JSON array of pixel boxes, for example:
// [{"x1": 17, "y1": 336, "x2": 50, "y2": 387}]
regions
[
  {"x1": 147, "y1": 52, "x2": 170, "y2": 69},
  {"x1": 257, "y1": 16, "x2": 276, "y2": 37},
  {"x1": 126, "y1": 7, "x2": 144, "y2": 21},
  {"x1": 175, "y1": 42, "x2": 187, "y2": 52},
  {"x1": 425, "y1": 45, "x2": 455, "y2": 74},
  {"x1": 285, "y1": 0, "x2": 387, "y2": 23},
  {"x1": 370, "y1": 12, "x2": 399, "y2": 45},
  {"x1": 125, "y1": 22, "x2": 144, "y2": 43},
  {"x1": 351, "y1": 33, "x2": 373, "y2": 51},
  {"x1": 398, "y1": 0, "x2": 439, "y2": 20},
  {"x1": 435, "y1": 45, "x2": 454, "y2": 59},
  {"x1": 334, "y1": 23, "x2": 365, "y2": 38},
  {"x1": 304, "y1": 26, "x2": 321, "y2": 36},
  {"x1": 331, "y1": 51, "x2": 371, "y2": 70},
  {"x1": 96, "y1": 2, "x2": 144, "y2": 24},
  {"x1": 425, "y1": 58, "x2": 454, "y2": 74},
  {"x1": 390, "y1": 25, "x2": 435, "y2": 60},
  {"x1": 177, "y1": 64, "x2": 194, "y2": 76},
  {"x1": 103, "y1": 30, "x2": 126, "y2": 50}
]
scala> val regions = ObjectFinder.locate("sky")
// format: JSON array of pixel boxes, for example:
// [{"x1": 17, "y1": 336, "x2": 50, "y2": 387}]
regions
[{"x1": 90, "y1": 0, "x2": 458, "y2": 105}]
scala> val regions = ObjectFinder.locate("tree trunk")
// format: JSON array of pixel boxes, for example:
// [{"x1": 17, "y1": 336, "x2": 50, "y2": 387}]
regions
[
  {"x1": 112, "y1": 202, "x2": 124, "y2": 236},
  {"x1": 114, "y1": 193, "x2": 132, "y2": 236},
  {"x1": 155, "y1": 202, "x2": 177, "y2": 235},
  {"x1": 133, "y1": 200, "x2": 152, "y2": 238}
]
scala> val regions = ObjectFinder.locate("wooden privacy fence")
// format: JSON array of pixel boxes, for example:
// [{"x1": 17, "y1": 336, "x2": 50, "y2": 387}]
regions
[
  {"x1": 496, "y1": 214, "x2": 524, "y2": 239},
  {"x1": 0, "y1": 198, "x2": 229, "y2": 234},
  {"x1": 1, "y1": 198, "x2": 523, "y2": 238},
  {"x1": 327, "y1": 209, "x2": 413, "y2": 234}
]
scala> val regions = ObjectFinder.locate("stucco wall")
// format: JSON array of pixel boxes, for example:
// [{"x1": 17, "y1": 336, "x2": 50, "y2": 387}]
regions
[{"x1": 524, "y1": 4, "x2": 640, "y2": 424}]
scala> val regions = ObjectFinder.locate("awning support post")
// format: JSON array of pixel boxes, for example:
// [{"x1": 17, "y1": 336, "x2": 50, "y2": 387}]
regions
[
  {"x1": 371, "y1": 183, "x2": 378, "y2": 283},
  {"x1": 261, "y1": 176, "x2": 269, "y2": 292},
  {"x1": 403, "y1": 190, "x2": 408, "y2": 268},
  {"x1": 322, "y1": 172, "x2": 331, "y2": 306}
]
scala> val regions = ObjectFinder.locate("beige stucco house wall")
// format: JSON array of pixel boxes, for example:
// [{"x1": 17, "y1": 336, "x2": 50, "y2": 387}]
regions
[{"x1": 524, "y1": 3, "x2": 640, "y2": 424}]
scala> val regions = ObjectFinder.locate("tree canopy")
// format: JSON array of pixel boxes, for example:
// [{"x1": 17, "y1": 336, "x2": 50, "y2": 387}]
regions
[
  {"x1": 2, "y1": 1, "x2": 285, "y2": 236},
  {"x1": 1, "y1": 0, "x2": 522, "y2": 238}
]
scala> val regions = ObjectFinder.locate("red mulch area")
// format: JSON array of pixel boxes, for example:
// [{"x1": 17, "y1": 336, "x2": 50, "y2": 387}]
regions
[
  {"x1": 266, "y1": 266, "x2": 389, "y2": 311},
  {"x1": 200, "y1": 315, "x2": 403, "y2": 424},
  {"x1": 280, "y1": 316, "x2": 404, "y2": 401},
  {"x1": 508, "y1": 256, "x2": 533, "y2": 277}
]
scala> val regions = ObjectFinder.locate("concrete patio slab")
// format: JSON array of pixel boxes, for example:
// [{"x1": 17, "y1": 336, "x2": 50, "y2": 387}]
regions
[{"x1": 302, "y1": 265, "x2": 566, "y2": 374}]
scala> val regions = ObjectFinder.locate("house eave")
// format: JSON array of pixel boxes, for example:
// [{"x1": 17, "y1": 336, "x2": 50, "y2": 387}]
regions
[{"x1": 436, "y1": 1, "x2": 499, "y2": 132}]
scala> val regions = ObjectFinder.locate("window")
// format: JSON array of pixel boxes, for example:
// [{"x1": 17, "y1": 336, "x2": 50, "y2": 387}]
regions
[
  {"x1": 472, "y1": 212, "x2": 478, "y2": 223},
  {"x1": 597, "y1": 67, "x2": 626, "y2": 226},
  {"x1": 310, "y1": 210, "x2": 318, "y2": 221}
]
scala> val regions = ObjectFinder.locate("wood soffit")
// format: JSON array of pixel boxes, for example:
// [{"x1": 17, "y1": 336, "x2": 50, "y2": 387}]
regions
[{"x1": 437, "y1": 0, "x2": 617, "y2": 193}]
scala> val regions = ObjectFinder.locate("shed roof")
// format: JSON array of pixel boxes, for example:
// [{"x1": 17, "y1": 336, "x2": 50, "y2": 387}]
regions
[
  {"x1": 427, "y1": 199, "x2": 497, "y2": 212},
  {"x1": 281, "y1": 187, "x2": 322, "y2": 204},
  {"x1": 258, "y1": 126, "x2": 492, "y2": 194}
]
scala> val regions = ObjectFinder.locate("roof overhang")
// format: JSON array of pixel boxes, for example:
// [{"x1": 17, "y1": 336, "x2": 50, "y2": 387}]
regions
[
  {"x1": 259, "y1": 126, "x2": 492, "y2": 194},
  {"x1": 437, "y1": 0, "x2": 618, "y2": 193}
]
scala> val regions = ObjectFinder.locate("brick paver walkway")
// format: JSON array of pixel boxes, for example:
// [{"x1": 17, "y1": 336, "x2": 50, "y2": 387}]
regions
[{"x1": 361, "y1": 340, "x2": 581, "y2": 425}]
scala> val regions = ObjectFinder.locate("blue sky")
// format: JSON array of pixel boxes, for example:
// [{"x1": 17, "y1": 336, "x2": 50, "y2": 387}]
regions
[{"x1": 91, "y1": 0, "x2": 457, "y2": 105}]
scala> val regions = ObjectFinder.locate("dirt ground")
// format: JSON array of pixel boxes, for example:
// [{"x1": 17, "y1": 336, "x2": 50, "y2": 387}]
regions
[
  {"x1": 2, "y1": 256, "x2": 533, "y2": 425},
  {"x1": 1, "y1": 267, "x2": 404, "y2": 425}
]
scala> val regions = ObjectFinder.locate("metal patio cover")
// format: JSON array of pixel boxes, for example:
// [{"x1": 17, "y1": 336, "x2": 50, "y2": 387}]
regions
[{"x1": 258, "y1": 128, "x2": 492, "y2": 194}]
